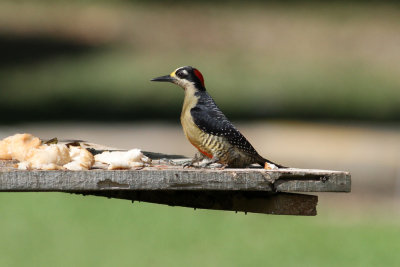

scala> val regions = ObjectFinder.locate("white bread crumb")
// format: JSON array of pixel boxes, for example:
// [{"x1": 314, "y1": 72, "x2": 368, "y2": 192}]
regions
[
  {"x1": 95, "y1": 149, "x2": 151, "y2": 170},
  {"x1": 19, "y1": 144, "x2": 71, "y2": 170},
  {"x1": 63, "y1": 146, "x2": 95, "y2": 170},
  {"x1": 0, "y1": 133, "x2": 41, "y2": 161}
]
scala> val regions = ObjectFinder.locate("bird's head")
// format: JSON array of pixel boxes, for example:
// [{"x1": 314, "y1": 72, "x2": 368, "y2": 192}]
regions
[{"x1": 151, "y1": 66, "x2": 206, "y2": 91}]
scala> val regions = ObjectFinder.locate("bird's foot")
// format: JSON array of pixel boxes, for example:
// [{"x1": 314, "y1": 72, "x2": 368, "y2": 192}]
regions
[
  {"x1": 198, "y1": 157, "x2": 227, "y2": 169},
  {"x1": 200, "y1": 162, "x2": 227, "y2": 169},
  {"x1": 213, "y1": 163, "x2": 227, "y2": 170},
  {"x1": 183, "y1": 161, "x2": 201, "y2": 168},
  {"x1": 182, "y1": 152, "x2": 207, "y2": 168}
]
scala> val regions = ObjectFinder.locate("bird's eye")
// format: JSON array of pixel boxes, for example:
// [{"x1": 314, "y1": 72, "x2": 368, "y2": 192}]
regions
[{"x1": 176, "y1": 70, "x2": 187, "y2": 78}]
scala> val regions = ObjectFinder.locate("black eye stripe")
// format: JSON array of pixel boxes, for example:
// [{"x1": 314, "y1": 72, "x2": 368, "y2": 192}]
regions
[{"x1": 176, "y1": 70, "x2": 184, "y2": 78}]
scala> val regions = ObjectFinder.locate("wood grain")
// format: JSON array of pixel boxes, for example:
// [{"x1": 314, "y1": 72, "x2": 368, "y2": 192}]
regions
[
  {"x1": 0, "y1": 149, "x2": 351, "y2": 216},
  {"x1": 0, "y1": 167, "x2": 350, "y2": 193}
]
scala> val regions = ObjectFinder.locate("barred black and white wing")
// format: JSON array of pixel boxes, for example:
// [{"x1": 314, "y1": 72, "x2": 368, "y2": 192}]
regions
[
  {"x1": 190, "y1": 92, "x2": 260, "y2": 156},
  {"x1": 190, "y1": 91, "x2": 285, "y2": 168}
]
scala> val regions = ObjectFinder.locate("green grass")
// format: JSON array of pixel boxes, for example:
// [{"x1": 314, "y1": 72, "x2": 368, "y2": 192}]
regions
[{"x1": 0, "y1": 193, "x2": 399, "y2": 267}]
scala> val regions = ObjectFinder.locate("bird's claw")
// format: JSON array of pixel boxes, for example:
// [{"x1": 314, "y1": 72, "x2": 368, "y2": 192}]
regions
[
  {"x1": 218, "y1": 164, "x2": 227, "y2": 170},
  {"x1": 182, "y1": 161, "x2": 193, "y2": 168},
  {"x1": 198, "y1": 161, "x2": 227, "y2": 169},
  {"x1": 183, "y1": 161, "x2": 201, "y2": 168}
]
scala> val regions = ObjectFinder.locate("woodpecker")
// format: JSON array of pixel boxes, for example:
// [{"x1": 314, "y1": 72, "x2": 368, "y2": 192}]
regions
[{"x1": 151, "y1": 66, "x2": 284, "y2": 169}]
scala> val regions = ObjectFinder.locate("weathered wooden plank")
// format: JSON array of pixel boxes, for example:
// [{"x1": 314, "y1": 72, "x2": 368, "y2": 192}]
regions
[
  {"x1": 0, "y1": 147, "x2": 350, "y2": 216},
  {"x1": 0, "y1": 167, "x2": 350, "y2": 192},
  {"x1": 73, "y1": 190, "x2": 318, "y2": 216}
]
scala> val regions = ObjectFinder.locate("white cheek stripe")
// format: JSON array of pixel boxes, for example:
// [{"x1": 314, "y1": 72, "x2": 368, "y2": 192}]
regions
[{"x1": 176, "y1": 79, "x2": 195, "y2": 90}]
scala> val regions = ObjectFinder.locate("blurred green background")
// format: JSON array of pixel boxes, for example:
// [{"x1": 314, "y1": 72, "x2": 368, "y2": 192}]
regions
[
  {"x1": 0, "y1": 0, "x2": 400, "y2": 266},
  {"x1": 1, "y1": 0, "x2": 400, "y2": 122}
]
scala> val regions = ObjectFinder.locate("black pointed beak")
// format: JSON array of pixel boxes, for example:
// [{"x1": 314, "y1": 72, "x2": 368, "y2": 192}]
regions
[{"x1": 151, "y1": 75, "x2": 175, "y2": 82}]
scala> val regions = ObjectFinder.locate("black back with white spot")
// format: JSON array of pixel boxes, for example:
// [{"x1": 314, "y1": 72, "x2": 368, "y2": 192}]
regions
[{"x1": 191, "y1": 91, "x2": 260, "y2": 156}]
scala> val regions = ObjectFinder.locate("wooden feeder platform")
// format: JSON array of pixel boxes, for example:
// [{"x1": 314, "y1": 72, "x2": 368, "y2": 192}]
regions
[{"x1": 0, "y1": 145, "x2": 351, "y2": 216}]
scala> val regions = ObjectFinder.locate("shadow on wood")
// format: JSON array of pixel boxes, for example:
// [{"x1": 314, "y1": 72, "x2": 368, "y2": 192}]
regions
[{"x1": 73, "y1": 190, "x2": 318, "y2": 216}]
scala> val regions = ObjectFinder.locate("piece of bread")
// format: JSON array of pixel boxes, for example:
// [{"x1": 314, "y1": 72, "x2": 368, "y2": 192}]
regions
[{"x1": 0, "y1": 133, "x2": 42, "y2": 161}]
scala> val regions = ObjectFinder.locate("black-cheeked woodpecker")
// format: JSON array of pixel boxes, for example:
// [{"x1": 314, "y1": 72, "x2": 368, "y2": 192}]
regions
[{"x1": 151, "y1": 66, "x2": 284, "y2": 169}]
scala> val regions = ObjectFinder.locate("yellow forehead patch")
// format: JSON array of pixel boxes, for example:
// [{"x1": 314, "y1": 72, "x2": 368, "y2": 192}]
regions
[{"x1": 171, "y1": 67, "x2": 183, "y2": 78}]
